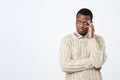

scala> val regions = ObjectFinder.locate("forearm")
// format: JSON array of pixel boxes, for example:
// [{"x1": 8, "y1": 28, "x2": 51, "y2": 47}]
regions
[
  {"x1": 88, "y1": 37, "x2": 107, "y2": 68},
  {"x1": 60, "y1": 58, "x2": 94, "y2": 73}
]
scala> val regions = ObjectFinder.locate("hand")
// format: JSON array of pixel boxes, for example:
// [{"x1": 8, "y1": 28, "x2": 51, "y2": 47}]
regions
[
  {"x1": 94, "y1": 67, "x2": 102, "y2": 71},
  {"x1": 87, "y1": 20, "x2": 95, "y2": 38}
]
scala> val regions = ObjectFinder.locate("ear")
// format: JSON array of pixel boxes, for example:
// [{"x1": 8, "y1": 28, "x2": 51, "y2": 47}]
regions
[{"x1": 91, "y1": 20, "x2": 93, "y2": 23}]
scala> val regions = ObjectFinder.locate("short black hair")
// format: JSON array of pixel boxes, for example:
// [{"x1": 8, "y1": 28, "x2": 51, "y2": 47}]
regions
[{"x1": 76, "y1": 8, "x2": 93, "y2": 22}]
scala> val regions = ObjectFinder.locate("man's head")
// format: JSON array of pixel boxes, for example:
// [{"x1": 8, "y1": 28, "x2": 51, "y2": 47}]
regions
[{"x1": 76, "y1": 8, "x2": 93, "y2": 35}]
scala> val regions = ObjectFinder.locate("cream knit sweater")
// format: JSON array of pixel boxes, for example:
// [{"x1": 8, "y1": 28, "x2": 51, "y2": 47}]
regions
[{"x1": 59, "y1": 32, "x2": 107, "y2": 80}]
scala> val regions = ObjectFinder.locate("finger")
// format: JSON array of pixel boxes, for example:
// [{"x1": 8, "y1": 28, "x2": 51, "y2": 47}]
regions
[
  {"x1": 87, "y1": 20, "x2": 95, "y2": 32},
  {"x1": 87, "y1": 20, "x2": 92, "y2": 27},
  {"x1": 87, "y1": 20, "x2": 91, "y2": 25}
]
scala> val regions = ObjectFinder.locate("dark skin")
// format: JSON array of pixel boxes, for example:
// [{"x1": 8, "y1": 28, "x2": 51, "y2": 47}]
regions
[
  {"x1": 76, "y1": 14, "x2": 94, "y2": 38},
  {"x1": 76, "y1": 14, "x2": 101, "y2": 71},
  {"x1": 76, "y1": 14, "x2": 90, "y2": 36}
]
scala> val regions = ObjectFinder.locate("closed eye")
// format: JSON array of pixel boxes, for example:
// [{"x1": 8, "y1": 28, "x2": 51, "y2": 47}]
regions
[{"x1": 84, "y1": 22, "x2": 89, "y2": 25}]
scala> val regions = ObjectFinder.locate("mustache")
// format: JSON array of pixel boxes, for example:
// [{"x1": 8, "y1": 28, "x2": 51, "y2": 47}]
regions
[{"x1": 78, "y1": 27, "x2": 88, "y2": 29}]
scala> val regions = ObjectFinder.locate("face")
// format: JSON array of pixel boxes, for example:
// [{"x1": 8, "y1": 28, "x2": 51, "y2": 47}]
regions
[{"x1": 76, "y1": 14, "x2": 91, "y2": 35}]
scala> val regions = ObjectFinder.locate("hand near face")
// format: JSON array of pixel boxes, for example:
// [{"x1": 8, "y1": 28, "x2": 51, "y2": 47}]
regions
[
  {"x1": 87, "y1": 20, "x2": 95, "y2": 38},
  {"x1": 94, "y1": 67, "x2": 102, "y2": 71}
]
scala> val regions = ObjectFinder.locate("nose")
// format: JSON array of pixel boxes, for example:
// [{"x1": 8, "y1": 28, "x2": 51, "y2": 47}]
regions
[{"x1": 80, "y1": 23, "x2": 84, "y2": 28}]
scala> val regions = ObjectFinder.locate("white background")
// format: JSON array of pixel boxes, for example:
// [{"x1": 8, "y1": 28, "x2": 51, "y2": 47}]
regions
[{"x1": 0, "y1": 0, "x2": 119, "y2": 80}]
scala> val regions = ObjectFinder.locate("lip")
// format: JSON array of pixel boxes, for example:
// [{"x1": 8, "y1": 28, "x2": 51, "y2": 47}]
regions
[{"x1": 79, "y1": 29, "x2": 84, "y2": 31}]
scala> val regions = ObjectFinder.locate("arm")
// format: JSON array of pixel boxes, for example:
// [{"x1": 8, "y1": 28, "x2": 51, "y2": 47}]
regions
[
  {"x1": 59, "y1": 36, "x2": 94, "y2": 73},
  {"x1": 88, "y1": 36, "x2": 107, "y2": 68},
  {"x1": 87, "y1": 20, "x2": 107, "y2": 69}
]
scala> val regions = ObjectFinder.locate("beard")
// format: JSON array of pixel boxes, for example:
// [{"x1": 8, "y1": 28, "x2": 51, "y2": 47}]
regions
[{"x1": 77, "y1": 29, "x2": 88, "y2": 36}]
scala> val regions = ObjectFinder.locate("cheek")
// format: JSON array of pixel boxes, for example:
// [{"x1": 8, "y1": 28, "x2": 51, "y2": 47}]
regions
[
  {"x1": 84, "y1": 25, "x2": 88, "y2": 28},
  {"x1": 84, "y1": 26, "x2": 89, "y2": 30},
  {"x1": 76, "y1": 24, "x2": 79, "y2": 28}
]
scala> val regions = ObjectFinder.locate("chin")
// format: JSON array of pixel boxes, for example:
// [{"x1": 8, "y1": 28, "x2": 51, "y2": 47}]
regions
[{"x1": 77, "y1": 31, "x2": 88, "y2": 35}]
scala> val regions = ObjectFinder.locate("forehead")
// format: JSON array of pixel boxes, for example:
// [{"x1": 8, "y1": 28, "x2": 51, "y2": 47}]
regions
[{"x1": 76, "y1": 14, "x2": 90, "y2": 22}]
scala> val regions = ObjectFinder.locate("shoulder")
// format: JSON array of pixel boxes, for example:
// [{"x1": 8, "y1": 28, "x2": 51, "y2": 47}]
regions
[
  {"x1": 95, "y1": 34, "x2": 104, "y2": 40},
  {"x1": 60, "y1": 33, "x2": 73, "y2": 44},
  {"x1": 61, "y1": 33, "x2": 73, "y2": 40},
  {"x1": 94, "y1": 34, "x2": 105, "y2": 43}
]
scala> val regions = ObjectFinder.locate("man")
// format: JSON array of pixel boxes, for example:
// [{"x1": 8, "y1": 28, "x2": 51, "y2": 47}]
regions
[{"x1": 59, "y1": 8, "x2": 107, "y2": 80}]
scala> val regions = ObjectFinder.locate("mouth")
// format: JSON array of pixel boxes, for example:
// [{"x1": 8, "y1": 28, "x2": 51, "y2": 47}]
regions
[{"x1": 79, "y1": 29, "x2": 84, "y2": 31}]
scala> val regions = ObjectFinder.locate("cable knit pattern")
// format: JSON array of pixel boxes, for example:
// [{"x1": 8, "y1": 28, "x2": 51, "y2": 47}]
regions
[{"x1": 59, "y1": 32, "x2": 107, "y2": 80}]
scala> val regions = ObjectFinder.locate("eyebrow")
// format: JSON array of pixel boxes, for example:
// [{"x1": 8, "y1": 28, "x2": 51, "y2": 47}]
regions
[{"x1": 77, "y1": 20, "x2": 88, "y2": 23}]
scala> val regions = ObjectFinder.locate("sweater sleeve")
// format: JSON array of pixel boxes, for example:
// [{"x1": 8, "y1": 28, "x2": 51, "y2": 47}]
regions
[
  {"x1": 59, "y1": 36, "x2": 94, "y2": 73},
  {"x1": 88, "y1": 36, "x2": 107, "y2": 68}
]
